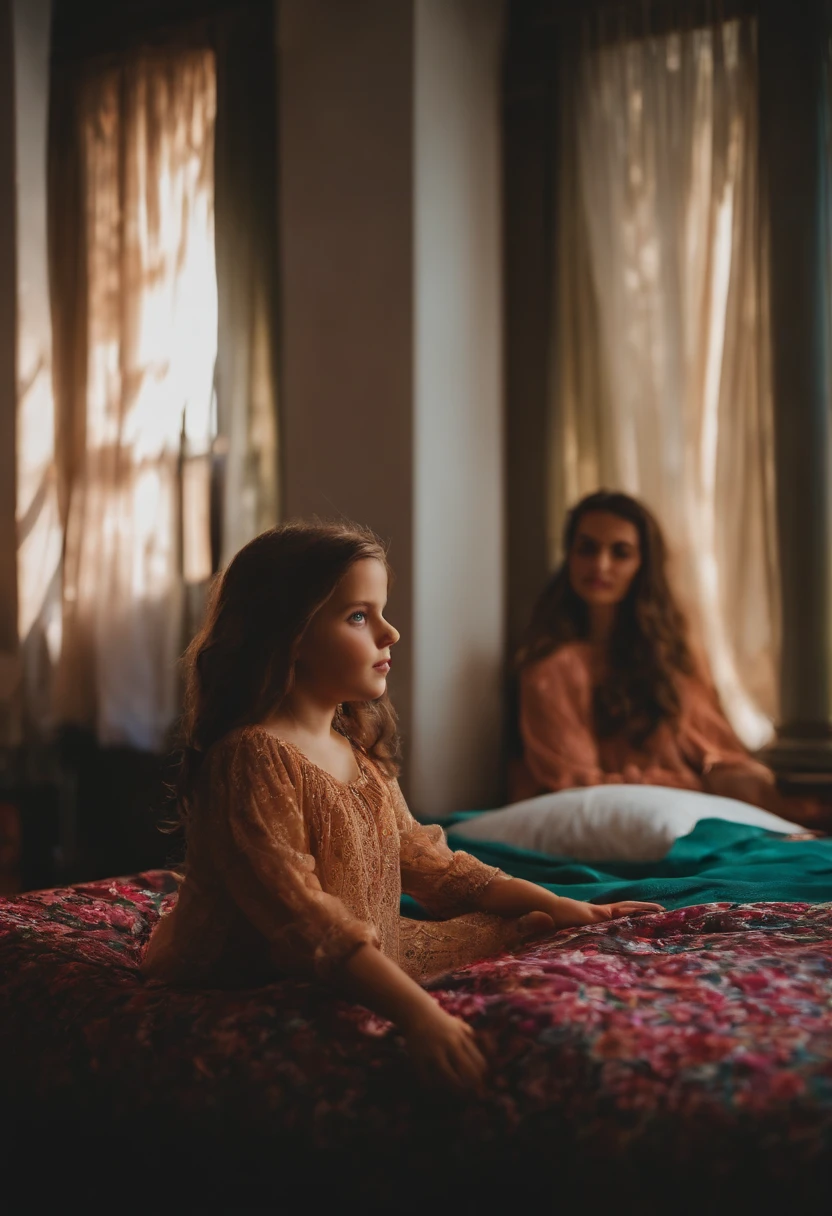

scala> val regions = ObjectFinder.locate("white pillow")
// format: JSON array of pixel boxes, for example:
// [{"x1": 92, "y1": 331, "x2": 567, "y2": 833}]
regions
[{"x1": 449, "y1": 785, "x2": 803, "y2": 863}]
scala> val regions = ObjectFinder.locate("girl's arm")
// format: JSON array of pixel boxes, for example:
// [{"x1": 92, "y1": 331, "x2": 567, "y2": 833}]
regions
[
  {"x1": 390, "y1": 781, "x2": 662, "y2": 927},
  {"x1": 391, "y1": 782, "x2": 510, "y2": 919},
  {"x1": 341, "y1": 944, "x2": 488, "y2": 1094},
  {"x1": 472, "y1": 875, "x2": 663, "y2": 927}
]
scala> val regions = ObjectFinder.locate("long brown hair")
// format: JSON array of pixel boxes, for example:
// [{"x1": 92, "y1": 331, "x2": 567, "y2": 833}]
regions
[
  {"x1": 176, "y1": 520, "x2": 400, "y2": 820},
  {"x1": 517, "y1": 490, "x2": 695, "y2": 745}
]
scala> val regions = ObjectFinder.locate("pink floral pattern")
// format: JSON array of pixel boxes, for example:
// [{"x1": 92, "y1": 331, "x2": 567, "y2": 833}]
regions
[{"x1": 2, "y1": 874, "x2": 832, "y2": 1209}]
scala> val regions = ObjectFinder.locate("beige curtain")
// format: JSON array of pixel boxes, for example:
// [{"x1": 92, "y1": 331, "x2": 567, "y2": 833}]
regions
[
  {"x1": 552, "y1": 16, "x2": 779, "y2": 749},
  {"x1": 51, "y1": 51, "x2": 218, "y2": 751},
  {"x1": 13, "y1": 0, "x2": 61, "y2": 742}
]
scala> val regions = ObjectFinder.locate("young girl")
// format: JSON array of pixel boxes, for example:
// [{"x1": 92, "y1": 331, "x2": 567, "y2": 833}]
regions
[
  {"x1": 512, "y1": 490, "x2": 802, "y2": 818},
  {"x1": 143, "y1": 521, "x2": 660, "y2": 1093}
]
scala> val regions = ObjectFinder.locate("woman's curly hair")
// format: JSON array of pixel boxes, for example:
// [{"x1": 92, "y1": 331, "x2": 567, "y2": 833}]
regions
[
  {"x1": 516, "y1": 490, "x2": 695, "y2": 746},
  {"x1": 175, "y1": 520, "x2": 400, "y2": 822}
]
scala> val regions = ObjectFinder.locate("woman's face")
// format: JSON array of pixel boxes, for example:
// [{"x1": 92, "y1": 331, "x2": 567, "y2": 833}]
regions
[
  {"x1": 295, "y1": 558, "x2": 400, "y2": 705},
  {"x1": 568, "y1": 511, "x2": 642, "y2": 607}
]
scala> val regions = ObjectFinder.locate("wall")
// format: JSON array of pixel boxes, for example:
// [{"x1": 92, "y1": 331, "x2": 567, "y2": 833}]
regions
[
  {"x1": 502, "y1": 3, "x2": 553, "y2": 656},
  {"x1": 278, "y1": 0, "x2": 507, "y2": 813},
  {"x1": 277, "y1": 0, "x2": 417, "y2": 777},
  {"x1": 0, "y1": 0, "x2": 509, "y2": 812},
  {"x1": 412, "y1": 0, "x2": 506, "y2": 812}
]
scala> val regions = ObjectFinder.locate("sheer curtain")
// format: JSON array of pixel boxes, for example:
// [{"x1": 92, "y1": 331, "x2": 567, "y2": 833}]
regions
[
  {"x1": 51, "y1": 51, "x2": 218, "y2": 751},
  {"x1": 552, "y1": 16, "x2": 778, "y2": 748},
  {"x1": 14, "y1": 0, "x2": 62, "y2": 742}
]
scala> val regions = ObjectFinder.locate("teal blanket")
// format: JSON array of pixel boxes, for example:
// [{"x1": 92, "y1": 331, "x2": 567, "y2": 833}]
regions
[{"x1": 401, "y1": 818, "x2": 832, "y2": 917}]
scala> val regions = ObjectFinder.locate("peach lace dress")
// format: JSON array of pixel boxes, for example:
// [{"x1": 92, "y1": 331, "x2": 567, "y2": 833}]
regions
[
  {"x1": 142, "y1": 727, "x2": 518, "y2": 987},
  {"x1": 512, "y1": 642, "x2": 762, "y2": 802}
]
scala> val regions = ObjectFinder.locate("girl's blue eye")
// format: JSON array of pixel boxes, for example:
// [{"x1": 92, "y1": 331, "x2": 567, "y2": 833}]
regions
[{"x1": 349, "y1": 611, "x2": 366, "y2": 624}]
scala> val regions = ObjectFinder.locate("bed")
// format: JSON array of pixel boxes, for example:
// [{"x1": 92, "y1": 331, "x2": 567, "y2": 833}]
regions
[{"x1": 2, "y1": 849, "x2": 832, "y2": 1211}]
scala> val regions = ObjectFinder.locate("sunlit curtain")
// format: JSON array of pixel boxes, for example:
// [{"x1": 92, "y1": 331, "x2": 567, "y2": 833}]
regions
[
  {"x1": 552, "y1": 15, "x2": 778, "y2": 748},
  {"x1": 51, "y1": 51, "x2": 218, "y2": 751},
  {"x1": 14, "y1": 0, "x2": 62, "y2": 742}
]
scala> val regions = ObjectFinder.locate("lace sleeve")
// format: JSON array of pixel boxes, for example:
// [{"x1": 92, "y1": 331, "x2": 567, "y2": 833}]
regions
[
  {"x1": 206, "y1": 730, "x2": 378, "y2": 978},
  {"x1": 388, "y1": 780, "x2": 507, "y2": 918}
]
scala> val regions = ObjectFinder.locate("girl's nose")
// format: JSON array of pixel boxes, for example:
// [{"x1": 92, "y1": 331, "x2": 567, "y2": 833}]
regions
[{"x1": 384, "y1": 621, "x2": 400, "y2": 647}]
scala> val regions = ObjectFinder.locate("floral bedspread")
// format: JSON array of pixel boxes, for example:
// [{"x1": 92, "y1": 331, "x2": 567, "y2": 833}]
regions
[{"x1": 2, "y1": 873, "x2": 832, "y2": 1211}]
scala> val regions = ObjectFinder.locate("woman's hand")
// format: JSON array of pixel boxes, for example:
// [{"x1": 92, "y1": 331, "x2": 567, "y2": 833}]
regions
[
  {"x1": 401, "y1": 1004, "x2": 488, "y2": 1096},
  {"x1": 702, "y1": 762, "x2": 787, "y2": 815}
]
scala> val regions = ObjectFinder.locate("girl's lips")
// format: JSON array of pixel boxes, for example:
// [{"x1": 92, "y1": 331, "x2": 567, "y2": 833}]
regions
[{"x1": 373, "y1": 660, "x2": 391, "y2": 672}]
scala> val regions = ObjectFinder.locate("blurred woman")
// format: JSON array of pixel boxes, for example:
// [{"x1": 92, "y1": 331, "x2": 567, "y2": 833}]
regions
[{"x1": 512, "y1": 490, "x2": 802, "y2": 819}]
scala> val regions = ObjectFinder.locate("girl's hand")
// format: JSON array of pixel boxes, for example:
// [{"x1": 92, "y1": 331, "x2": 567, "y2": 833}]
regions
[
  {"x1": 589, "y1": 900, "x2": 665, "y2": 920},
  {"x1": 550, "y1": 896, "x2": 664, "y2": 927},
  {"x1": 402, "y1": 1005, "x2": 488, "y2": 1096}
]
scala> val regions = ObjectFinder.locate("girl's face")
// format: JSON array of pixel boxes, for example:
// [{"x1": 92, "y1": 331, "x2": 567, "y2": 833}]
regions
[
  {"x1": 568, "y1": 511, "x2": 642, "y2": 607},
  {"x1": 295, "y1": 558, "x2": 400, "y2": 704}
]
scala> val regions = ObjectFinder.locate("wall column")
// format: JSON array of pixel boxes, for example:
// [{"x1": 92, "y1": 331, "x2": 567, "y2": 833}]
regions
[
  {"x1": 759, "y1": 0, "x2": 832, "y2": 774},
  {"x1": 411, "y1": 0, "x2": 506, "y2": 814},
  {"x1": 278, "y1": 0, "x2": 506, "y2": 813}
]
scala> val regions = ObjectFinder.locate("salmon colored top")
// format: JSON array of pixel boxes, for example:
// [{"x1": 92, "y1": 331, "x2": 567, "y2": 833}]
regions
[
  {"x1": 142, "y1": 726, "x2": 517, "y2": 987},
  {"x1": 513, "y1": 642, "x2": 759, "y2": 802}
]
